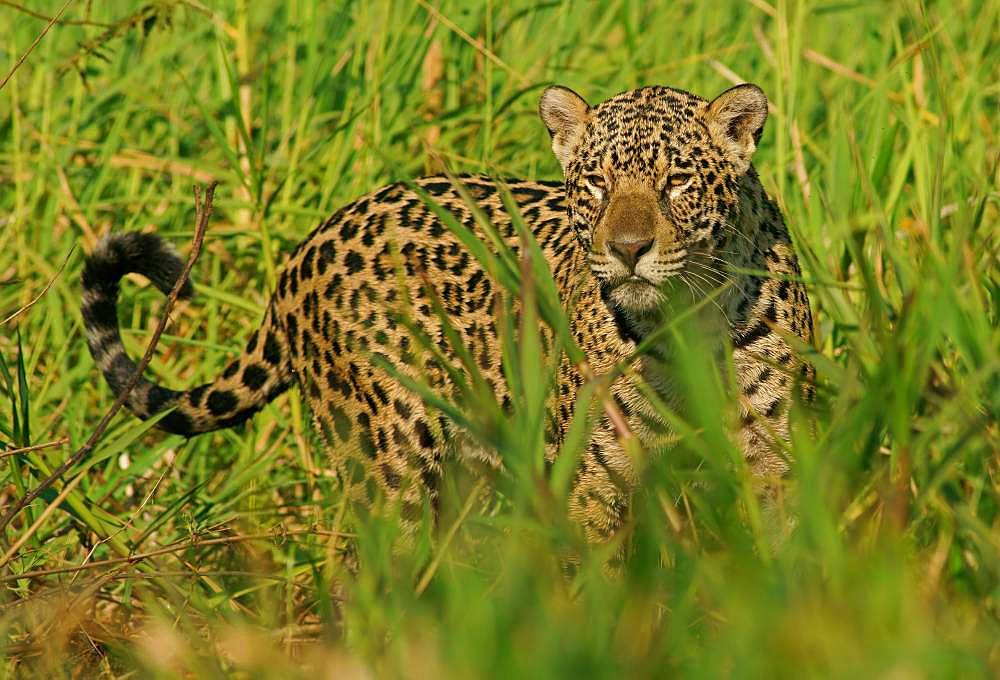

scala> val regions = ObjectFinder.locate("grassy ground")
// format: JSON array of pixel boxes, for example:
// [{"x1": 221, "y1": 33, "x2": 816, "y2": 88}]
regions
[{"x1": 1, "y1": 0, "x2": 997, "y2": 677}]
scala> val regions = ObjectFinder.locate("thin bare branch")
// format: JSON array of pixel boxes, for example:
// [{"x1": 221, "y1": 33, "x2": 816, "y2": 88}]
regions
[
  {"x1": 2, "y1": 248, "x2": 75, "y2": 326},
  {"x1": 0, "y1": 529, "x2": 351, "y2": 583},
  {"x1": 0, "y1": 437, "x2": 69, "y2": 460},
  {"x1": 0, "y1": 0, "x2": 112, "y2": 27},
  {"x1": 0, "y1": 0, "x2": 73, "y2": 92}
]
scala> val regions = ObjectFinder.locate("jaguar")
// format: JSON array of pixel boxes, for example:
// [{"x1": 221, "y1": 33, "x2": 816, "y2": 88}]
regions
[{"x1": 82, "y1": 82, "x2": 814, "y2": 543}]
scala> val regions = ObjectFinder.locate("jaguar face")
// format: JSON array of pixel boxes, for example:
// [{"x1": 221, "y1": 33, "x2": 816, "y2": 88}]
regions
[{"x1": 539, "y1": 83, "x2": 769, "y2": 315}]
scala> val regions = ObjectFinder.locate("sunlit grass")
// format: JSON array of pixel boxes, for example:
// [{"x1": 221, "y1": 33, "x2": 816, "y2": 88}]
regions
[{"x1": 1, "y1": 0, "x2": 997, "y2": 677}]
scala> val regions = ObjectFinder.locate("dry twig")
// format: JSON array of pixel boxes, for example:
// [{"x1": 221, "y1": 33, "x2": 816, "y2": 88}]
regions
[
  {"x1": 0, "y1": 0, "x2": 73, "y2": 92},
  {"x1": 2, "y1": 248, "x2": 75, "y2": 326},
  {"x1": 0, "y1": 0, "x2": 111, "y2": 27},
  {"x1": 0, "y1": 529, "x2": 351, "y2": 583},
  {"x1": 0, "y1": 437, "x2": 69, "y2": 460}
]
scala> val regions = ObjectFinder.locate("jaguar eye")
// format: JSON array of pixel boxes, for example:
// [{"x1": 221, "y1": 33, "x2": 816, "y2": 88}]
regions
[
  {"x1": 663, "y1": 173, "x2": 693, "y2": 198},
  {"x1": 584, "y1": 176, "x2": 607, "y2": 203}
]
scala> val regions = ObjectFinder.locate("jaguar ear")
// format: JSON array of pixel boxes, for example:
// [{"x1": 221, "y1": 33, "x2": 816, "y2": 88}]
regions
[
  {"x1": 539, "y1": 85, "x2": 590, "y2": 173},
  {"x1": 705, "y1": 83, "x2": 768, "y2": 173}
]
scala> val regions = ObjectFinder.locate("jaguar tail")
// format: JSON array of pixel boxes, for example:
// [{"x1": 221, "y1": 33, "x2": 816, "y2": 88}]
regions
[{"x1": 81, "y1": 232, "x2": 292, "y2": 436}]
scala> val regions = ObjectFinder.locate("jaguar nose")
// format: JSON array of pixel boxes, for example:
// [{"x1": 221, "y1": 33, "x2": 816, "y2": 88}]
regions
[{"x1": 608, "y1": 238, "x2": 654, "y2": 272}]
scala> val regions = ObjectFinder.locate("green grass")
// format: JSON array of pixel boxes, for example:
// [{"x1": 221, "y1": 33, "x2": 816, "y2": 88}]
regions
[{"x1": 1, "y1": 0, "x2": 998, "y2": 677}]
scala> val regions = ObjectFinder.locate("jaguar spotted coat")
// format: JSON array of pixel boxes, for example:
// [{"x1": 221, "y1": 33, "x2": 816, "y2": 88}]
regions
[{"x1": 82, "y1": 83, "x2": 814, "y2": 543}]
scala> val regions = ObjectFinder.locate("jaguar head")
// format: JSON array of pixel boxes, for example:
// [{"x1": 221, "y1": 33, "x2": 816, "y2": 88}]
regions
[{"x1": 539, "y1": 83, "x2": 768, "y2": 315}]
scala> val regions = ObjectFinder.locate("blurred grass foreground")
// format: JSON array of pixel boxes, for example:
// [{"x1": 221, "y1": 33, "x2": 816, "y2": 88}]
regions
[{"x1": 1, "y1": 1, "x2": 998, "y2": 677}]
